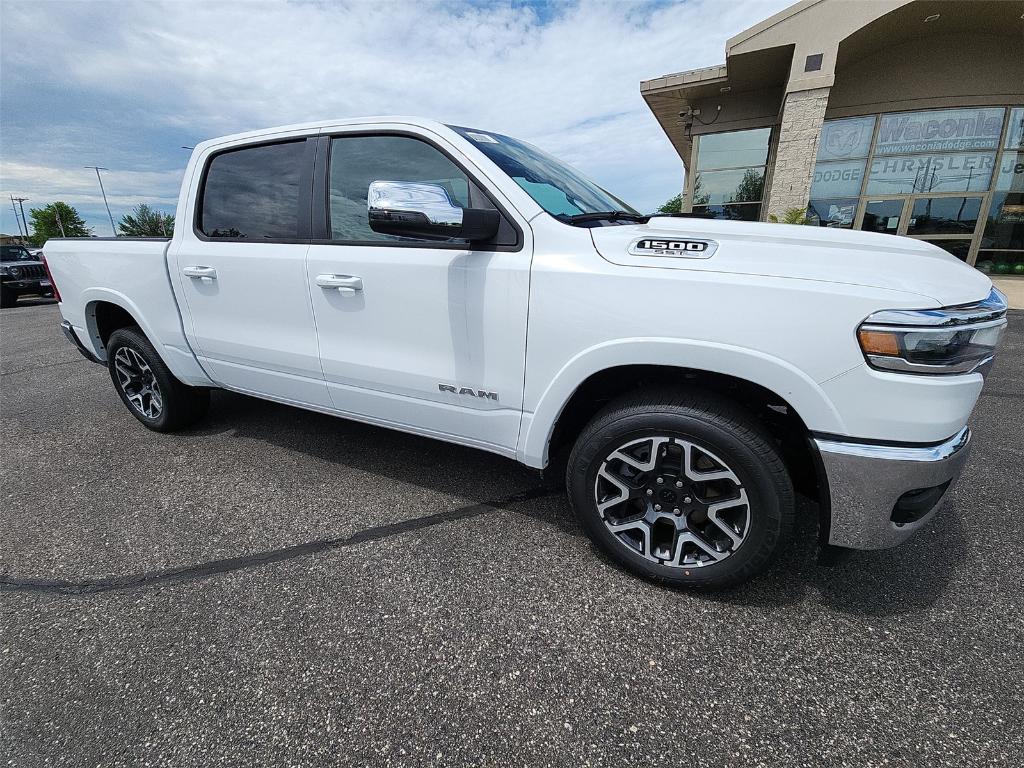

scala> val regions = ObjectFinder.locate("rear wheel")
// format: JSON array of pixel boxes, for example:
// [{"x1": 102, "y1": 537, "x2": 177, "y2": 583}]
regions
[
  {"x1": 107, "y1": 326, "x2": 209, "y2": 432},
  {"x1": 566, "y1": 389, "x2": 793, "y2": 588}
]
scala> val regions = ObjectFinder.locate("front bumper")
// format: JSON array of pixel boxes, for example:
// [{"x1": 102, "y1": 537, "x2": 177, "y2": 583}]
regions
[{"x1": 815, "y1": 427, "x2": 971, "y2": 549}]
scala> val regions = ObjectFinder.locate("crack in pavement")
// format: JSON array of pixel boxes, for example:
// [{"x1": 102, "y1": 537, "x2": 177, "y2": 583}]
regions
[{"x1": 0, "y1": 485, "x2": 561, "y2": 596}]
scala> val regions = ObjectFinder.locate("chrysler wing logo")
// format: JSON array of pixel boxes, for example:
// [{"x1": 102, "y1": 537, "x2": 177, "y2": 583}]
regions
[
  {"x1": 628, "y1": 237, "x2": 717, "y2": 259},
  {"x1": 439, "y1": 384, "x2": 498, "y2": 401}
]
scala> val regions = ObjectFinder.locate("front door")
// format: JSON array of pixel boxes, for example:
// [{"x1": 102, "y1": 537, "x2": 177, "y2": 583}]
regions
[
  {"x1": 305, "y1": 131, "x2": 531, "y2": 454},
  {"x1": 171, "y1": 136, "x2": 332, "y2": 408},
  {"x1": 856, "y1": 194, "x2": 985, "y2": 262}
]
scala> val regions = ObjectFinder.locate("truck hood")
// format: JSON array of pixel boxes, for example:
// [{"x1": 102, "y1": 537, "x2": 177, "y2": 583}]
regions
[{"x1": 590, "y1": 217, "x2": 992, "y2": 307}]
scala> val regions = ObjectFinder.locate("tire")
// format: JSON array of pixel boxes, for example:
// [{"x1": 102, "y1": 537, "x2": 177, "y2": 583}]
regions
[
  {"x1": 566, "y1": 389, "x2": 794, "y2": 589},
  {"x1": 106, "y1": 326, "x2": 209, "y2": 432},
  {"x1": 1, "y1": 286, "x2": 17, "y2": 308}
]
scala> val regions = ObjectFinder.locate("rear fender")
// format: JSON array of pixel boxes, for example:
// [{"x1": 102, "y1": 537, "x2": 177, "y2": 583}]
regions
[{"x1": 80, "y1": 288, "x2": 214, "y2": 387}]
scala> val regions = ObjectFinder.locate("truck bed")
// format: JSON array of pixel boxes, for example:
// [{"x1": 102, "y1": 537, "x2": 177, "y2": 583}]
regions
[{"x1": 43, "y1": 238, "x2": 209, "y2": 385}]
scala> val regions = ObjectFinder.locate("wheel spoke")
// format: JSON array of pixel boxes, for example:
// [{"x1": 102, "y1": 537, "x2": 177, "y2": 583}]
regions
[
  {"x1": 609, "y1": 436, "x2": 670, "y2": 473},
  {"x1": 681, "y1": 442, "x2": 740, "y2": 484},
  {"x1": 606, "y1": 518, "x2": 654, "y2": 559},
  {"x1": 596, "y1": 466, "x2": 631, "y2": 514},
  {"x1": 667, "y1": 532, "x2": 728, "y2": 567},
  {"x1": 706, "y1": 489, "x2": 749, "y2": 547}
]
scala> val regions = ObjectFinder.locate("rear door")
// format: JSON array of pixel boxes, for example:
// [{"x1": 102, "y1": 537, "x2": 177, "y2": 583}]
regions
[
  {"x1": 305, "y1": 129, "x2": 531, "y2": 454},
  {"x1": 170, "y1": 135, "x2": 332, "y2": 408}
]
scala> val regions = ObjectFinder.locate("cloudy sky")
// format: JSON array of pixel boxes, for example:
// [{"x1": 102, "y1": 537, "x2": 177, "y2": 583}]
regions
[{"x1": 0, "y1": 0, "x2": 788, "y2": 236}]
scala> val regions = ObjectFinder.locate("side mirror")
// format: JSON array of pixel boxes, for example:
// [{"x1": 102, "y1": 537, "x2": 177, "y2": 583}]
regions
[{"x1": 367, "y1": 180, "x2": 499, "y2": 242}]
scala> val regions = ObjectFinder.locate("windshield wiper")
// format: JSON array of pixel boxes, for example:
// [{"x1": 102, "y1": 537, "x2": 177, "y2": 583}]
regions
[{"x1": 561, "y1": 211, "x2": 649, "y2": 224}]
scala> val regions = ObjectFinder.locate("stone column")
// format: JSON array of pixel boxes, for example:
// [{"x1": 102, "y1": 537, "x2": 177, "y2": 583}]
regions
[{"x1": 764, "y1": 86, "x2": 830, "y2": 221}]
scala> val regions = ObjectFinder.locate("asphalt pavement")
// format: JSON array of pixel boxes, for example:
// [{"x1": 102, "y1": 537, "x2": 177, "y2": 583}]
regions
[{"x1": 2, "y1": 300, "x2": 1022, "y2": 767}]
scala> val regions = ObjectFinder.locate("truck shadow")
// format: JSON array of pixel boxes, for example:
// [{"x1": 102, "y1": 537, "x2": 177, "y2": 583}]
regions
[{"x1": 183, "y1": 389, "x2": 961, "y2": 618}]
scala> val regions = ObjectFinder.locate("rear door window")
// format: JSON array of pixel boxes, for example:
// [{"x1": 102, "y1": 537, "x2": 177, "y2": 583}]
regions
[{"x1": 199, "y1": 140, "x2": 307, "y2": 239}]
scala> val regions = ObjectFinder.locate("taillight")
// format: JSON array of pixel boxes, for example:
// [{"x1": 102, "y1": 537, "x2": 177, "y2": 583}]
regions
[{"x1": 41, "y1": 253, "x2": 61, "y2": 302}]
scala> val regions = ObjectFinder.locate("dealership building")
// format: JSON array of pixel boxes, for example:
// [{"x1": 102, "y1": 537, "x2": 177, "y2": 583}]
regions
[{"x1": 641, "y1": 0, "x2": 1024, "y2": 281}]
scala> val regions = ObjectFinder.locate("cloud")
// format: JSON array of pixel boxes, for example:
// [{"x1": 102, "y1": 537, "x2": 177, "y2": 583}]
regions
[{"x1": 0, "y1": 0, "x2": 790, "y2": 234}]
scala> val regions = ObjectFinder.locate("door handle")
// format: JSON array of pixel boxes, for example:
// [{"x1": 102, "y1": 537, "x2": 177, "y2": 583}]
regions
[
  {"x1": 183, "y1": 266, "x2": 217, "y2": 280},
  {"x1": 316, "y1": 274, "x2": 363, "y2": 295}
]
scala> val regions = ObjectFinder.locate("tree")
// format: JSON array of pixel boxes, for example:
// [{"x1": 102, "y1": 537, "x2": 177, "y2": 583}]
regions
[
  {"x1": 731, "y1": 169, "x2": 764, "y2": 203},
  {"x1": 27, "y1": 202, "x2": 91, "y2": 245},
  {"x1": 119, "y1": 204, "x2": 174, "y2": 237},
  {"x1": 657, "y1": 194, "x2": 682, "y2": 214},
  {"x1": 691, "y1": 175, "x2": 710, "y2": 206}
]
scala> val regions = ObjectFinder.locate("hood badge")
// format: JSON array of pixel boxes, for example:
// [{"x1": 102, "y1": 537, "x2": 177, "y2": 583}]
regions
[{"x1": 628, "y1": 237, "x2": 717, "y2": 259}]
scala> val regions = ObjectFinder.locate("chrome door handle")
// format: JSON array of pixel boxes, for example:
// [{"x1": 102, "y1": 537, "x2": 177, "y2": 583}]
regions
[
  {"x1": 183, "y1": 266, "x2": 217, "y2": 280},
  {"x1": 316, "y1": 274, "x2": 363, "y2": 295}
]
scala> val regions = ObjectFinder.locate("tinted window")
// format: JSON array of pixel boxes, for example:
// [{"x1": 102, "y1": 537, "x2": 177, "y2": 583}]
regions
[
  {"x1": 329, "y1": 135, "x2": 484, "y2": 243},
  {"x1": 200, "y1": 140, "x2": 306, "y2": 239}
]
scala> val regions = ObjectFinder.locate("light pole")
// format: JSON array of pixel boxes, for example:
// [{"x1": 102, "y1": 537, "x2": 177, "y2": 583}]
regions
[
  {"x1": 10, "y1": 195, "x2": 26, "y2": 239},
  {"x1": 15, "y1": 197, "x2": 29, "y2": 237},
  {"x1": 85, "y1": 166, "x2": 117, "y2": 236}
]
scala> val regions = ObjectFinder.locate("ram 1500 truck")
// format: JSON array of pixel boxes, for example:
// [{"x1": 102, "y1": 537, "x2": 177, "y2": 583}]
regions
[{"x1": 44, "y1": 117, "x2": 1008, "y2": 588}]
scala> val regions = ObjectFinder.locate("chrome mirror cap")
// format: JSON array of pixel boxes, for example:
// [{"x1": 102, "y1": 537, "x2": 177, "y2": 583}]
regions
[{"x1": 367, "y1": 180, "x2": 463, "y2": 235}]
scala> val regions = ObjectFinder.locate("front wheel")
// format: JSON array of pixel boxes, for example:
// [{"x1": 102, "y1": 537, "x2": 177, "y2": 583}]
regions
[
  {"x1": 566, "y1": 389, "x2": 794, "y2": 588},
  {"x1": 107, "y1": 326, "x2": 209, "y2": 432},
  {"x1": 1, "y1": 286, "x2": 17, "y2": 308}
]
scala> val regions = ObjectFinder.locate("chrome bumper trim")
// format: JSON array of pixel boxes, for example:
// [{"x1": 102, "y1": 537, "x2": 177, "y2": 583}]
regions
[
  {"x1": 60, "y1": 320, "x2": 103, "y2": 365},
  {"x1": 814, "y1": 427, "x2": 971, "y2": 550}
]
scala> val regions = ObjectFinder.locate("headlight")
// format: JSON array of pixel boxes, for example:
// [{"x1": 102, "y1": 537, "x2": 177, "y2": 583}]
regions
[
  {"x1": 858, "y1": 288, "x2": 1007, "y2": 375},
  {"x1": 6, "y1": 266, "x2": 21, "y2": 278}
]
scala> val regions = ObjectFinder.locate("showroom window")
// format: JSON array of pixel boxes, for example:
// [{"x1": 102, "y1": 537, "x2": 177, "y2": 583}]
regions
[
  {"x1": 806, "y1": 106, "x2": 1024, "y2": 271},
  {"x1": 690, "y1": 128, "x2": 771, "y2": 221},
  {"x1": 977, "y1": 107, "x2": 1024, "y2": 276},
  {"x1": 808, "y1": 116, "x2": 874, "y2": 229}
]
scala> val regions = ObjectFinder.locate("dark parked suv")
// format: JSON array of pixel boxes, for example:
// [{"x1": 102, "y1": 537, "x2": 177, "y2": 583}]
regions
[{"x1": 1, "y1": 245, "x2": 53, "y2": 308}]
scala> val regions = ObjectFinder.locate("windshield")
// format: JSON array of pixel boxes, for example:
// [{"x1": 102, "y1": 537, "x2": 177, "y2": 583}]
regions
[
  {"x1": 0, "y1": 245, "x2": 35, "y2": 262},
  {"x1": 450, "y1": 125, "x2": 638, "y2": 219}
]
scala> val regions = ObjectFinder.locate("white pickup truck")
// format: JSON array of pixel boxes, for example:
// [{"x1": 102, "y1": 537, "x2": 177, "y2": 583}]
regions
[{"x1": 44, "y1": 117, "x2": 1008, "y2": 588}]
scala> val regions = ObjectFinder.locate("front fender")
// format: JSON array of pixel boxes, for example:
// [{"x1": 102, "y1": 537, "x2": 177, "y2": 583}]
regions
[{"x1": 517, "y1": 338, "x2": 847, "y2": 468}]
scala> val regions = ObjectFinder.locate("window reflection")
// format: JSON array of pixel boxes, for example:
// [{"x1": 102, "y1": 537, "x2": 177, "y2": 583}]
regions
[
  {"x1": 692, "y1": 168, "x2": 764, "y2": 206},
  {"x1": 692, "y1": 127, "x2": 769, "y2": 220},
  {"x1": 861, "y1": 200, "x2": 904, "y2": 233},
  {"x1": 691, "y1": 203, "x2": 761, "y2": 221},
  {"x1": 866, "y1": 152, "x2": 994, "y2": 195},
  {"x1": 807, "y1": 199, "x2": 857, "y2": 228},
  {"x1": 982, "y1": 151, "x2": 1024, "y2": 251},
  {"x1": 907, "y1": 197, "x2": 982, "y2": 236},
  {"x1": 696, "y1": 128, "x2": 771, "y2": 171}
]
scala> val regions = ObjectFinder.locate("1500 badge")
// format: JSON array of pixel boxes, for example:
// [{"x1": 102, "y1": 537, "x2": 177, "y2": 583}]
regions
[{"x1": 628, "y1": 237, "x2": 717, "y2": 259}]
